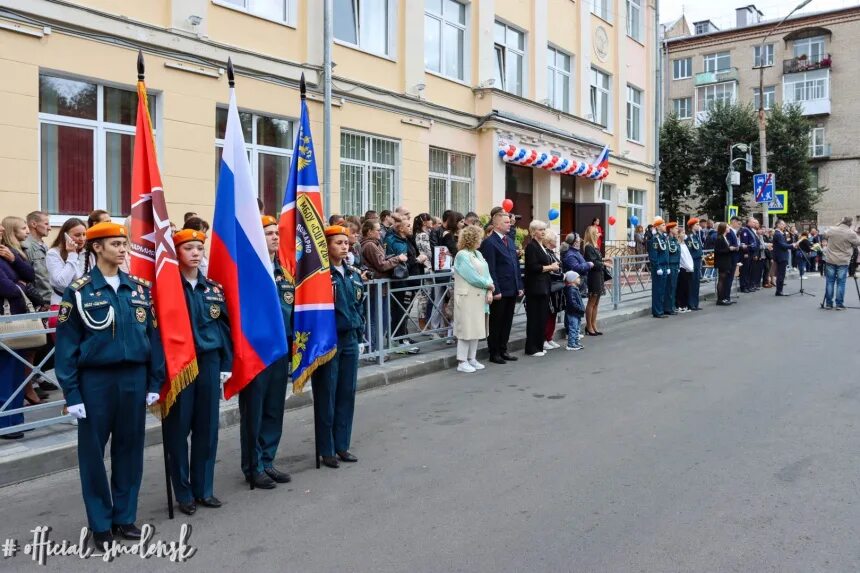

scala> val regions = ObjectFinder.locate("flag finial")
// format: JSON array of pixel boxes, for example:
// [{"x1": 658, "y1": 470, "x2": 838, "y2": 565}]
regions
[
  {"x1": 137, "y1": 50, "x2": 145, "y2": 81},
  {"x1": 227, "y1": 57, "x2": 235, "y2": 88},
  {"x1": 300, "y1": 72, "x2": 306, "y2": 100}
]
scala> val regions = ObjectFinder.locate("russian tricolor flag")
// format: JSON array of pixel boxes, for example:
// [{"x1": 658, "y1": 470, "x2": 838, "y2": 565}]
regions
[
  {"x1": 592, "y1": 145, "x2": 610, "y2": 170},
  {"x1": 209, "y1": 83, "x2": 288, "y2": 399}
]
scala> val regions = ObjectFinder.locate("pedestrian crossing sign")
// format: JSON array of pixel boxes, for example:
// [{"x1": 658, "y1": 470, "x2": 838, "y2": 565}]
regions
[
  {"x1": 768, "y1": 190, "x2": 788, "y2": 215},
  {"x1": 727, "y1": 205, "x2": 738, "y2": 220}
]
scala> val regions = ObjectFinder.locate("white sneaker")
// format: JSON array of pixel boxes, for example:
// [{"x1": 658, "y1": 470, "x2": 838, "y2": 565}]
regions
[
  {"x1": 550, "y1": 340, "x2": 561, "y2": 349},
  {"x1": 468, "y1": 359, "x2": 485, "y2": 370},
  {"x1": 543, "y1": 341, "x2": 554, "y2": 351},
  {"x1": 457, "y1": 362, "x2": 476, "y2": 373},
  {"x1": 531, "y1": 351, "x2": 547, "y2": 357}
]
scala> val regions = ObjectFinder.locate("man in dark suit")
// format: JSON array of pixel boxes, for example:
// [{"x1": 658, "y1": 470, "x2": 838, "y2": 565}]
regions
[
  {"x1": 725, "y1": 217, "x2": 741, "y2": 300},
  {"x1": 739, "y1": 217, "x2": 759, "y2": 293},
  {"x1": 480, "y1": 211, "x2": 523, "y2": 364},
  {"x1": 772, "y1": 219, "x2": 795, "y2": 296}
]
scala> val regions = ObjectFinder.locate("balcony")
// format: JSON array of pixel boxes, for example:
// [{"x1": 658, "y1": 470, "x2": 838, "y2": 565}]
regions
[
  {"x1": 783, "y1": 70, "x2": 831, "y2": 116},
  {"x1": 783, "y1": 54, "x2": 832, "y2": 75},
  {"x1": 695, "y1": 67, "x2": 738, "y2": 86},
  {"x1": 810, "y1": 143, "x2": 831, "y2": 160}
]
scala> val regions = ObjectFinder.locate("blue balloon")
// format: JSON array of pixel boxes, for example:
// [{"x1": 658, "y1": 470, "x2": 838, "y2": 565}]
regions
[
  {"x1": 630, "y1": 215, "x2": 639, "y2": 226},
  {"x1": 498, "y1": 148, "x2": 506, "y2": 158},
  {"x1": 548, "y1": 208, "x2": 560, "y2": 221}
]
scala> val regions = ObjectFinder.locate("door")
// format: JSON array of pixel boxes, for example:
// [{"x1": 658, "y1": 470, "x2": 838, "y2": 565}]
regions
[
  {"x1": 505, "y1": 164, "x2": 534, "y2": 230},
  {"x1": 560, "y1": 174, "x2": 576, "y2": 238},
  {"x1": 575, "y1": 203, "x2": 607, "y2": 256}
]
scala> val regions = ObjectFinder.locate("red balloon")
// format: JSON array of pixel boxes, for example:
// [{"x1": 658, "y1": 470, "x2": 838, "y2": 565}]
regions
[
  {"x1": 608, "y1": 216, "x2": 617, "y2": 225},
  {"x1": 502, "y1": 199, "x2": 514, "y2": 212}
]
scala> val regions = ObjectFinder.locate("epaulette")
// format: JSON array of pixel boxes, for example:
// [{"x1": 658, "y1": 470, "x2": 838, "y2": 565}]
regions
[
  {"x1": 129, "y1": 275, "x2": 152, "y2": 288},
  {"x1": 70, "y1": 275, "x2": 92, "y2": 291},
  {"x1": 205, "y1": 276, "x2": 224, "y2": 289}
]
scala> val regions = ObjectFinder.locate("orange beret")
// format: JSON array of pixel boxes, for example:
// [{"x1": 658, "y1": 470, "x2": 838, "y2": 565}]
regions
[
  {"x1": 173, "y1": 229, "x2": 207, "y2": 246},
  {"x1": 86, "y1": 222, "x2": 127, "y2": 241},
  {"x1": 324, "y1": 225, "x2": 349, "y2": 238},
  {"x1": 652, "y1": 217, "x2": 665, "y2": 227},
  {"x1": 262, "y1": 215, "x2": 277, "y2": 227},
  {"x1": 666, "y1": 222, "x2": 678, "y2": 230},
  {"x1": 687, "y1": 217, "x2": 699, "y2": 227}
]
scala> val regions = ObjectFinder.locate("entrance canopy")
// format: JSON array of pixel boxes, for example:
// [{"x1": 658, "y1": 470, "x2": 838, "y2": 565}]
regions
[{"x1": 498, "y1": 143, "x2": 609, "y2": 180}]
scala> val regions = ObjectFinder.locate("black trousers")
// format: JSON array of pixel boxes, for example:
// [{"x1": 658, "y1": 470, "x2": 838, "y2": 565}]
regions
[
  {"x1": 487, "y1": 296, "x2": 516, "y2": 357},
  {"x1": 739, "y1": 256, "x2": 752, "y2": 290},
  {"x1": 775, "y1": 260, "x2": 788, "y2": 294},
  {"x1": 676, "y1": 269, "x2": 691, "y2": 308},
  {"x1": 717, "y1": 270, "x2": 732, "y2": 302},
  {"x1": 524, "y1": 294, "x2": 549, "y2": 355}
]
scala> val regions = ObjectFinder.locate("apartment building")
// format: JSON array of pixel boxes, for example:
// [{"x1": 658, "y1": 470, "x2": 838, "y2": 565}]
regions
[
  {"x1": 663, "y1": 4, "x2": 860, "y2": 226},
  {"x1": 0, "y1": 0, "x2": 657, "y2": 241}
]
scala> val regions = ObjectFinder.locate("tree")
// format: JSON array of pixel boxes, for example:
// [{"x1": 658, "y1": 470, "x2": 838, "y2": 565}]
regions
[
  {"x1": 659, "y1": 113, "x2": 696, "y2": 221},
  {"x1": 763, "y1": 103, "x2": 822, "y2": 222},
  {"x1": 692, "y1": 102, "x2": 758, "y2": 218}
]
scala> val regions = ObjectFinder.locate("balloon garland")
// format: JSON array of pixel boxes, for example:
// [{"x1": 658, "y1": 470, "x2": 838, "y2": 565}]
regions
[{"x1": 497, "y1": 144, "x2": 609, "y2": 180}]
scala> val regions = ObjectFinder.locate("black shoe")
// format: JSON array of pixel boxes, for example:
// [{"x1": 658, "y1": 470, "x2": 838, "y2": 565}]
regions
[
  {"x1": 489, "y1": 355, "x2": 507, "y2": 365},
  {"x1": 500, "y1": 353, "x2": 518, "y2": 361},
  {"x1": 775, "y1": 292, "x2": 786, "y2": 297},
  {"x1": 91, "y1": 530, "x2": 113, "y2": 550},
  {"x1": 178, "y1": 501, "x2": 197, "y2": 516},
  {"x1": 320, "y1": 456, "x2": 340, "y2": 469},
  {"x1": 111, "y1": 523, "x2": 142, "y2": 540},
  {"x1": 653, "y1": 314, "x2": 667, "y2": 318},
  {"x1": 264, "y1": 467, "x2": 292, "y2": 483},
  {"x1": 593, "y1": 331, "x2": 604, "y2": 335},
  {"x1": 35, "y1": 390, "x2": 50, "y2": 400},
  {"x1": 195, "y1": 496, "x2": 222, "y2": 508},
  {"x1": 0, "y1": 432, "x2": 24, "y2": 440},
  {"x1": 716, "y1": 301, "x2": 730, "y2": 306},
  {"x1": 336, "y1": 451, "x2": 358, "y2": 463},
  {"x1": 38, "y1": 380, "x2": 60, "y2": 391},
  {"x1": 246, "y1": 472, "x2": 277, "y2": 489}
]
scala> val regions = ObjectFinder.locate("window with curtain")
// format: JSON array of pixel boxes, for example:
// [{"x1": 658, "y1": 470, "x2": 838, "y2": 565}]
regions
[
  {"x1": 340, "y1": 131, "x2": 399, "y2": 215},
  {"x1": 39, "y1": 74, "x2": 156, "y2": 219},
  {"x1": 626, "y1": 0, "x2": 642, "y2": 42},
  {"x1": 793, "y1": 36, "x2": 825, "y2": 63},
  {"x1": 425, "y1": 0, "x2": 467, "y2": 81},
  {"x1": 809, "y1": 127, "x2": 826, "y2": 157},
  {"x1": 590, "y1": 68, "x2": 611, "y2": 128},
  {"x1": 703, "y1": 51, "x2": 731, "y2": 73},
  {"x1": 592, "y1": 0, "x2": 611, "y2": 21},
  {"x1": 493, "y1": 21, "x2": 525, "y2": 96},
  {"x1": 627, "y1": 188, "x2": 645, "y2": 239},
  {"x1": 626, "y1": 85, "x2": 643, "y2": 142},
  {"x1": 334, "y1": 0, "x2": 391, "y2": 56},
  {"x1": 753, "y1": 44, "x2": 774, "y2": 68},
  {"x1": 428, "y1": 148, "x2": 473, "y2": 217},
  {"x1": 214, "y1": 108, "x2": 293, "y2": 215},
  {"x1": 546, "y1": 46, "x2": 572, "y2": 113}
]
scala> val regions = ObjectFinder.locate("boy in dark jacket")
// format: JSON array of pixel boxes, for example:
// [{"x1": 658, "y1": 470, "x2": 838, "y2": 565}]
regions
[{"x1": 563, "y1": 271, "x2": 585, "y2": 351}]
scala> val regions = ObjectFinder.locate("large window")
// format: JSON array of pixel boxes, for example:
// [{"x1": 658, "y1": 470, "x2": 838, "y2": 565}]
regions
[
  {"x1": 626, "y1": 0, "x2": 642, "y2": 42},
  {"x1": 39, "y1": 74, "x2": 157, "y2": 219},
  {"x1": 672, "y1": 57, "x2": 692, "y2": 80},
  {"x1": 219, "y1": 0, "x2": 295, "y2": 25},
  {"x1": 428, "y1": 148, "x2": 473, "y2": 217},
  {"x1": 703, "y1": 51, "x2": 731, "y2": 72},
  {"x1": 626, "y1": 85, "x2": 643, "y2": 142},
  {"x1": 590, "y1": 68, "x2": 611, "y2": 128},
  {"x1": 214, "y1": 108, "x2": 293, "y2": 216},
  {"x1": 334, "y1": 0, "x2": 391, "y2": 57},
  {"x1": 673, "y1": 97, "x2": 692, "y2": 119},
  {"x1": 425, "y1": 0, "x2": 466, "y2": 81},
  {"x1": 627, "y1": 188, "x2": 645, "y2": 239},
  {"x1": 793, "y1": 36, "x2": 825, "y2": 63},
  {"x1": 753, "y1": 43, "x2": 774, "y2": 68},
  {"x1": 494, "y1": 21, "x2": 525, "y2": 96},
  {"x1": 753, "y1": 86, "x2": 775, "y2": 110},
  {"x1": 546, "y1": 46, "x2": 572, "y2": 113},
  {"x1": 787, "y1": 72, "x2": 828, "y2": 101},
  {"x1": 340, "y1": 131, "x2": 399, "y2": 215},
  {"x1": 809, "y1": 127, "x2": 826, "y2": 157},
  {"x1": 592, "y1": 0, "x2": 611, "y2": 21},
  {"x1": 696, "y1": 82, "x2": 736, "y2": 112}
]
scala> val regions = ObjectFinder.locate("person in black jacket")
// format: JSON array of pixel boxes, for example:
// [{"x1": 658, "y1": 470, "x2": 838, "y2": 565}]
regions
[
  {"x1": 523, "y1": 220, "x2": 558, "y2": 357},
  {"x1": 714, "y1": 222, "x2": 737, "y2": 306},
  {"x1": 582, "y1": 225, "x2": 605, "y2": 335}
]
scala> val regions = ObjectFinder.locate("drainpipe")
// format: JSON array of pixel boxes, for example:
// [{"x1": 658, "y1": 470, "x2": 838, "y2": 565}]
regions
[{"x1": 654, "y1": 1, "x2": 663, "y2": 219}]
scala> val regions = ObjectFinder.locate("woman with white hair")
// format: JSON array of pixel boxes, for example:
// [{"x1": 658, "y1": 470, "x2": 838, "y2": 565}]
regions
[
  {"x1": 542, "y1": 229, "x2": 564, "y2": 350},
  {"x1": 523, "y1": 220, "x2": 558, "y2": 357},
  {"x1": 452, "y1": 225, "x2": 494, "y2": 373}
]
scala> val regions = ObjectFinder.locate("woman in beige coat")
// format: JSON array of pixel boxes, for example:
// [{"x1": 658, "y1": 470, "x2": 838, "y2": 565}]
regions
[{"x1": 452, "y1": 225, "x2": 495, "y2": 373}]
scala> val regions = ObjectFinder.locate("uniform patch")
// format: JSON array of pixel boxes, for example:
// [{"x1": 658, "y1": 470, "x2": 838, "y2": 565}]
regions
[
  {"x1": 284, "y1": 291, "x2": 294, "y2": 304},
  {"x1": 58, "y1": 301, "x2": 73, "y2": 323},
  {"x1": 355, "y1": 288, "x2": 362, "y2": 302},
  {"x1": 209, "y1": 304, "x2": 221, "y2": 319},
  {"x1": 135, "y1": 307, "x2": 147, "y2": 323}
]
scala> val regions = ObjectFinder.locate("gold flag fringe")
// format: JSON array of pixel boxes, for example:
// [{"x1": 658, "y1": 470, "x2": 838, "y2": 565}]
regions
[
  {"x1": 291, "y1": 347, "x2": 336, "y2": 394},
  {"x1": 148, "y1": 359, "x2": 199, "y2": 419}
]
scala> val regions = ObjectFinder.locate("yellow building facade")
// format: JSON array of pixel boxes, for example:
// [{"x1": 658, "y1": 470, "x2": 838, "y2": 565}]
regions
[{"x1": 1, "y1": 0, "x2": 657, "y2": 241}]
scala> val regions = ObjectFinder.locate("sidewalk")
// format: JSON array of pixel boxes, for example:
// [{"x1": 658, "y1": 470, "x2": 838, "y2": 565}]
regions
[{"x1": 0, "y1": 292, "x2": 720, "y2": 487}]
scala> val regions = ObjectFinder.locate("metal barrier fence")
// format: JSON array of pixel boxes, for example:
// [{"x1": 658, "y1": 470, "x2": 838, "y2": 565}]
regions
[{"x1": 608, "y1": 250, "x2": 716, "y2": 309}]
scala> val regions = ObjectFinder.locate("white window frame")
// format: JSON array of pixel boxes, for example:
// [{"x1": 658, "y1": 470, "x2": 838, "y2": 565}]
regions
[
  {"x1": 809, "y1": 127, "x2": 826, "y2": 157},
  {"x1": 785, "y1": 71, "x2": 829, "y2": 102},
  {"x1": 753, "y1": 86, "x2": 775, "y2": 110},
  {"x1": 592, "y1": 0, "x2": 612, "y2": 22},
  {"x1": 339, "y1": 130, "x2": 400, "y2": 215},
  {"x1": 673, "y1": 97, "x2": 692, "y2": 119},
  {"x1": 494, "y1": 21, "x2": 526, "y2": 96},
  {"x1": 793, "y1": 36, "x2": 826, "y2": 64},
  {"x1": 696, "y1": 81, "x2": 737, "y2": 113},
  {"x1": 694, "y1": 22, "x2": 709, "y2": 35},
  {"x1": 626, "y1": 188, "x2": 645, "y2": 239},
  {"x1": 333, "y1": 0, "x2": 395, "y2": 58},
  {"x1": 214, "y1": 108, "x2": 294, "y2": 208},
  {"x1": 589, "y1": 67, "x2": 611, "y2": 129},
  {"x1": 428, "y1": 148, "x2": 474, "y2": 217},
  {"x1": 626, "y1": 84, "x2": 643, "y2": 143},
  {"x1": 212, "y1": 0, "x2": 297, "y2": 27},
  {"x1": 38, "y1": 75, "x2": 159, "y2": 226},
  {"x1": 753, "y1": 43, "x2": 774, "y2": 68},
  {"x1": 626, "y1": 0, "x2": 643, "y2": 42},
  {"x1": 703, "y1": 51, "x2": 731, "y2": 73},
  {"x1": 672, "y1": 57, "x2": 692, "y2": 80},
  {"x1": 546, "y1": 45, "x2": 573, "y2": 113},
  {"x1": 424, "y1": 0, "x2": 468, "y2": 82}
]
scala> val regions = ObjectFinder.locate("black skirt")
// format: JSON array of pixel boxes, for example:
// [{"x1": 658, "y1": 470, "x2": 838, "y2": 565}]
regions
[{"x1": 587, "y1": 268, "x2": 604, "y2": 295}]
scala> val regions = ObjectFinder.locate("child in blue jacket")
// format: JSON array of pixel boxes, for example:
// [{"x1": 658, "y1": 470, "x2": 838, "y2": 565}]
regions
[{"x1": 564, "y1": 271, "x2": 585, "y2": 351}]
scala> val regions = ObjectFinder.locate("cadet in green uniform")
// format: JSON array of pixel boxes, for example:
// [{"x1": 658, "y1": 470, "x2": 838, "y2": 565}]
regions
[
  {"x1": 685, "y1": 218, "x2": 704, "y2": 311},
  {"x1": 647, "y1": 218, "x2": 669, "y2": 318},
  {"x1": 663, "y1": 222, "x2": 681, "y2": 316},
  {"x1": 54, "y1": 222, "x2": 165, "y2": 549},
  {"x1": 239, "y1": 216, "x2": 294, "y2": 489},
  {"x1": 312, "y1": 225, "x2": 365, "y2": 469},
  {"x1": 166, "y1": 229, "x2": 232, "y2": 516}
]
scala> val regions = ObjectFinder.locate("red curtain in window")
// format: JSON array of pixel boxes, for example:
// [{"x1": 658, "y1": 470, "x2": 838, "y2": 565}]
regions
[{"x1": 57, "y1": 126, "x2": 94, "y2": 214}]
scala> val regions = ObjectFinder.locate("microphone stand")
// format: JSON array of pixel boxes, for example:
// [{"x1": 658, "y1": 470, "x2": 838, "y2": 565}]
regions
[{"x1": 787, "y1": 248, "x2": 815, "y2": 297}]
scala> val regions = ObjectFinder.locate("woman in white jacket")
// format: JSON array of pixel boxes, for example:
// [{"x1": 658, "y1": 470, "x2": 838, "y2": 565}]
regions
[{"x1": 45, "y1": 218, "x2": 87, "y2": 329}]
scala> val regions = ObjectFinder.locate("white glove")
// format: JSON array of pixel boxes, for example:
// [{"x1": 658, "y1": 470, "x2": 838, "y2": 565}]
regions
[
  {"x1": 666, "y1": 269, "x2": 671, "y2": 275},
  {"x1": 146, "y1": 393, "x2": 160, "y2": 406},
  {"x1": 219, "y1": 372, "x2": 231, "y2": 384},
  {"x1": 656, "y1": 269, "x2": 664, "y2": 276},
  {"x1": 68, "y1": 404, "x2": 87, "y2": 419}
]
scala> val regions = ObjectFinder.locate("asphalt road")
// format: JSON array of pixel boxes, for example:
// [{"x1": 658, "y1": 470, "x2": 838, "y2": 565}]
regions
[{"x1": 1, "y1": 275, "x2": 859, "y2": 572}]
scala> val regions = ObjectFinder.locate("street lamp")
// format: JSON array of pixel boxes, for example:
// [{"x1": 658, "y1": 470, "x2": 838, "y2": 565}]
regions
[
  {"x1": 727, "y1": 143, "x2": 753, "y2": 220},
  {"x1": 757, "y1": 0, "x2": 813, "y2": 226}
]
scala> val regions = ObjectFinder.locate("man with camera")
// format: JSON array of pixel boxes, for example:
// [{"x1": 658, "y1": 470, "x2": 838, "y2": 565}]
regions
[{"x1": 821, "y1": 217, "x2": 860, "y2": 310}]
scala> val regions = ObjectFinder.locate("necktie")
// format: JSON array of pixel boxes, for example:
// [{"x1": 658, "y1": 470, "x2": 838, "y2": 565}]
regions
[{"x1": 502, "y1": 235, "x2": 509, "y2": 248}]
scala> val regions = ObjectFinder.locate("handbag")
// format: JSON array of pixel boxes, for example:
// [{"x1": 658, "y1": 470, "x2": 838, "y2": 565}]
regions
[
  {"x1": 392, "y1": 263, "x2": 409, "y2": 280},
  {"x1": 1, "y1": 286, "x2": 48, "y2": 350},
  {"x1": 602, "y1": 266, "x2": 613, "y2": 282}
]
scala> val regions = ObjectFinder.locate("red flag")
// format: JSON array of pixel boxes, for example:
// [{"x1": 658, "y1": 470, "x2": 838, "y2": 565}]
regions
[{"x1": 129, "y1": 79, "x2": 198, "y2": 417}]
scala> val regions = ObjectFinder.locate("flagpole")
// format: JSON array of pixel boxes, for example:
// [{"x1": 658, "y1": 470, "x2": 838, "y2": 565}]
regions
[
  {"x1": 305, "y1": 69, "x2": 321, "y2": 469},
  {"x1": 137, "y1": 49, "x2": 175, "y2": 519},
  {"x1": 323, "y1": 0, "x2": 332, "y2": 218}
]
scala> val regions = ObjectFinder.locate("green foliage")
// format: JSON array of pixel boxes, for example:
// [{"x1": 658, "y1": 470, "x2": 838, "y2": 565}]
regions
[
  {"x1": 659, "y1": 113, "x2": 696, "y2": 220},
  {"x1": 515, "y1": 227, "x2": 528, "y2": 248}
]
